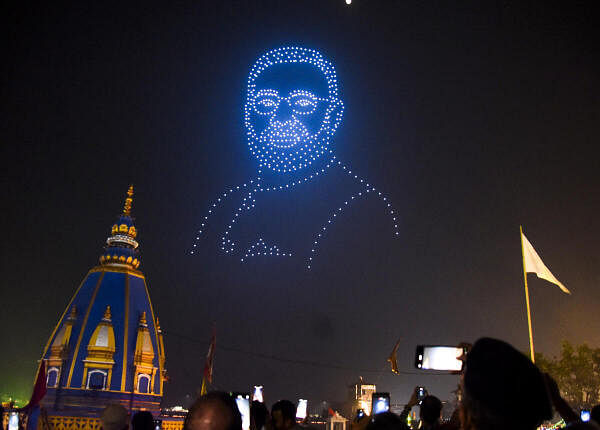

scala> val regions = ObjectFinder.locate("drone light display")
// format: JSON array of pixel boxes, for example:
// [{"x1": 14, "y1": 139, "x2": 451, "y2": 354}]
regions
[{"x1": 192, "y1": 46, "x2": 398, "y2": 268}]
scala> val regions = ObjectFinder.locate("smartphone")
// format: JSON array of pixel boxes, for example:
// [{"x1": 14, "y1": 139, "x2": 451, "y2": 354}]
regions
[
  {"x1": 417, "y1": 387, "x2": 426, "y2": 401},
  {"x1": 153, "y1": 419, "x2": 162, "y2": 430},
  {"x1": 253, "y1": 385, "x2": 264, "y2": 403},
  {"x1": 233, "y1": 393, "x2": 251, "y2": 430},
  {"x1": 581, "y1": 410, "x2": 591, "y2": 422},
  {"x1": 296, "y1": 399, "x2": 308, "y2": 420},
  {"x1": 355, "y1": 409, "x2": 365, "y2": 421},
  {"x1": 8, "y1": 413, "x2": 19, "y2": 430},
  {"x1": 415, "y1": 345, "x2": 466, "y2": 371},
  {"x1": 372, "y1": 392, "x2": 390, "y2": 414}
]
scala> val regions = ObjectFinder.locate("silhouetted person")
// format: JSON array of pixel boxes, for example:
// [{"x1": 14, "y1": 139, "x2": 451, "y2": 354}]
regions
[
  {"x1": 251, "y1": 400, "x2": 269, "y2": 430},
  {"x1": 271, "y1": 400, "x2": 297, "y2": 430},
  {"x1": 132, "y1": 411, "x2": 155, "y2": 430},
  {"x1": 420, "y1": 396, "x2": 442, "y2": 430},
  {"x1": 460, "y1": 337, "x2": 553, "y2": 430},
  {"x1": 366, "y1": 412, "x2": 404, "y2": 430},
  {"x1": 544, "y1": 372, "x2": 578, "y2": 425},
  {"x1": 591, "y1": 405, "x2": 600, "y2": 426},
  {"x1": 184, "y1": 391, "x2": 242, "y2": 430},
  {"x1": 566, "y1": 422, "x2": 600, "y2": 430},
  {"x1": 438, "y1": 408, "x2": 460, "y2": 430},
  {"x1": 101, "y1": 404, "x2": 129, "y2": 430}
]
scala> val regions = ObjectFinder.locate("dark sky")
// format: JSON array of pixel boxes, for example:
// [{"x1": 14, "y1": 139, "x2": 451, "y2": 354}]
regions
[{"x1": 2, "y1": 0, "x2": 600, "y2": 410}]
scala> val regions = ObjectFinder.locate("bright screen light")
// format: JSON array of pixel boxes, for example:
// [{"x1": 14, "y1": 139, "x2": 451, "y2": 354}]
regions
[
  {"x1": 253, "y1": 386, "x2": 264, "y2": 403},
  {"x1": 235, "y1": 395, "x2": 250, "y2": 430},
  {"x1": 296, "y1": 399, "x2": 308, "y2": 419},
  {"x1": 581, "y1": 410, "x2": 591, "y2": 422},
  {"x1": 8, "y1": 413, "x2": 19, "y2": 430},
  {"x1": 422, "y1": 346, "x2": 463, "y2": 371},
  {"x1": 373, "y1": 397, "x2": 389, "y2": 414}
]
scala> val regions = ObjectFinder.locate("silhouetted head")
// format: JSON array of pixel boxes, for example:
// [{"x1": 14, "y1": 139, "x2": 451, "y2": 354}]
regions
[
  {"x1": 100, "y1": 404, "x2": 129, "y2": 430},
  {"x1": 271, "y1": 400, "x2": 297, "y2": 430},
  {"x1": 460, "y1": 337, "x2": 552, "y2": 430},
  {"x1": 365, "y1": 412, "x2": 404, "y2": 430},
  {"x1": 132, "y1": 411, "x2": 155, "y2": 430},
  {"x1": 591, "y1": 405, "x2": 600, "y2": 425},
  {"x1": 566, "y1": 421, "x2": 600, "y2": 430},
  {"x1": 184, "y1": 391, "x2": 242, "y2": 430},
  {"x1": 251, "y1": 400, "x2": 269, "y2": 430},
  {"x1": 244, "y1": 46, "x2": 345, "y2": 174},
  {"x1": 420, "y1": 395, "x2": 443, "y2": 425}
]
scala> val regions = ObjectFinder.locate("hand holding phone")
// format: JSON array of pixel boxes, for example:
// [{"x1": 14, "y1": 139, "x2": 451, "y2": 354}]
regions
[
  {"x1": 354, "y1": 409, "x2": 365, "y2": 422},
  {"x1": 233, "y1": 393, "x2": 250, "y2": 430},
  {"x1": 417, "y1": 387, "x2": 427, "y2": 402}
]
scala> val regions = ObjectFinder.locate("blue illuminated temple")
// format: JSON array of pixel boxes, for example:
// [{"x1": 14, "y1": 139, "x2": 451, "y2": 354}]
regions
[{"x1": 38, "y1": 186, "x2": 171, "y2": 422}]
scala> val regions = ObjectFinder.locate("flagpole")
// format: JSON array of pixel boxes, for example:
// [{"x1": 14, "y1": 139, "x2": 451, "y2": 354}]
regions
[
  {"x1": 520, "y1": 226, "x2": 535, "y2": 362},
  {"x1": 200, "y1": 377, "x2": 207, "y2": 396}
]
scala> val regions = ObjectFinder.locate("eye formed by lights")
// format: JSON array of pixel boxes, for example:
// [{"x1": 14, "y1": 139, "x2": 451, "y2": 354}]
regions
[
  {"x1": 288, "y1": 90, "x2": 326, "y2": 115},
  {"x1": 254, "y1": 89, "x2": 280, "y2": 115},
  {"x1": 253, "y1": 89, "x2": 327, "y2": 116}
]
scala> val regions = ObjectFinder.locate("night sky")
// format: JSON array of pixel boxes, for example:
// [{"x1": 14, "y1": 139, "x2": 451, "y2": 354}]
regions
[{"x1": 2, "y1": 1, "x2": 600, "y2": 410}]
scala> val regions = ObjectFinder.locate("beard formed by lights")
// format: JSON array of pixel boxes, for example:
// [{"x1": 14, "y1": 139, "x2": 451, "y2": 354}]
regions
[
  {"x1": 251, "y1": 114, "x2": 334, "y2": 173},
  {"x1": 259, "y1": 117, "x2": 310, "y2": 149}
]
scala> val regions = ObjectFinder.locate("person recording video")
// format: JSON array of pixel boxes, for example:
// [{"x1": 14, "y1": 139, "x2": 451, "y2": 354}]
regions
[{"x1": 399, "y1": 387, "x2": 442, "y2": 430}]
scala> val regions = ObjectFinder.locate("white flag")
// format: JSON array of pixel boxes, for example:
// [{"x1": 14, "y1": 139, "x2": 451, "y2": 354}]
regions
[{"x1": 521, "y1": 232, "x2": 570, "y2": 294}]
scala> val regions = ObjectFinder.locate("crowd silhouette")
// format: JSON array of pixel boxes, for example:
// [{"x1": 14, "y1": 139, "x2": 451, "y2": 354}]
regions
[{"x1": 96, "y1": 338, "x2": 600, "y2": 430}]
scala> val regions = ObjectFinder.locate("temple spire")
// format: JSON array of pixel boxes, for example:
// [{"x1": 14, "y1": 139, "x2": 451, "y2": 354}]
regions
[
  {"x1": 123, "y1": 185, "x2": 134, "y2": 216},
  {"x1": 99, "y1": 185, "x2": 141, "y2": 270}
]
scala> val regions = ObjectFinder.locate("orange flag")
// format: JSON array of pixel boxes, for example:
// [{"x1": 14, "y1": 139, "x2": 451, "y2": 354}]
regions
[
  {"x1": 387, "y1": 339, "x2": 401, "y2": 374},
  {"x1": 200, "y1": 326, "x2": 216, "y2": 395}
]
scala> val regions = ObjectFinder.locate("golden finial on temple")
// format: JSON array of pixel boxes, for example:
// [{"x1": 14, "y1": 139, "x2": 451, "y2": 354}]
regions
[
  {"x1": 139, "y1": 311, "x2": 147, "y2": 326},
  {"x1": 123, "y1": 185, "x2": 134, "y2": 216},
  {"x1": 68, "y1": 305, "x2": 78, "y2": 321},
  {"x1": 103, "y1": 305, "x2": 112, "y2": 321}
]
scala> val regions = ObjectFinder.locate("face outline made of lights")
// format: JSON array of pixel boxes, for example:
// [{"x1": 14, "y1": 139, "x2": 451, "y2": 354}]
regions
[
  {"x1": 244, "y1": 46, "x2": 344, "y2": 174},
  {"x1": 192, "y1": 46, "x2": 400, "y2": 269}
]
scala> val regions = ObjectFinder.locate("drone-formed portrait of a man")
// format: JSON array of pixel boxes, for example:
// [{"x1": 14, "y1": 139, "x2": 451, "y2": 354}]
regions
[{"x1": 191, "y1": 46, "x2": 399, "y2": 269}]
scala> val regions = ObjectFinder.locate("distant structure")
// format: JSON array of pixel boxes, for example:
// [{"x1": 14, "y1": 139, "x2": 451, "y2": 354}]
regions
[
  {"x1": 349, "y1": 377, "x2": 376, "y2": 416},
  {"x1": 37, "y1": 187, "x2": 179, "y2": 428}
]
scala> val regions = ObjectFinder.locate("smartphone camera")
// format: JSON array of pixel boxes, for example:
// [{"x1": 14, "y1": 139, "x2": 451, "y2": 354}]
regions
[
  {"x1": 355, "y1": 409, "x2": 365, "y2": 421},
  {"x1": 253, "y1": 385, "x2": 264, "y2": 403},
  {"x1": 417, "y1": 387, "x2": 426, "y2": 404},
  {"x1": 372, "y1": 392, "x2": 390, "y2": 414},
  {"x1": 581, "y1": 410, "x2": 591, "y2": 422},
  {"x1": 415, "y1": 345, "x2": 466, "y2": 371},
  {"x1": 232, "y1": 393, "x2": 251, "y2": 430},
  {"x1": 296, "y1": 399, "x2": 308, "y2": 420}
]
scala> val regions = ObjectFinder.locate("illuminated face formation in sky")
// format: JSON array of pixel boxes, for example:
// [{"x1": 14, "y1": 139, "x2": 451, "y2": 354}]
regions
[
  {"x1": 192, "y1": 46, "x2": 398, "y2": 268},
  {"x1": 244, "y1": 47, "x2": 344, "y2": 173}
]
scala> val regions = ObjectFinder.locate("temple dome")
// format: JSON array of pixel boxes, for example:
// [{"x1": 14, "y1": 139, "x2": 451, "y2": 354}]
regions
[{"x1": 39, "y1": 186, "x2": 167, "y2": 417}]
